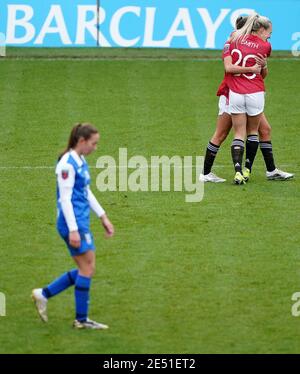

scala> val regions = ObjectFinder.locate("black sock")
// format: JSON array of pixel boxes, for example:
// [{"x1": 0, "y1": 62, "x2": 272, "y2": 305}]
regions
[
  {"x1": 231, "y1": 139, "x2": 244, "y2": 173},
  {"x1": 203, "y1": 141, "x2": 220, "y2": 175},
  {"x1": 260, "y1": 141, "x2": 276, "y2": 172},
  {"x1": 245, "y1": 134, "x2": 259, "y2": 171}
]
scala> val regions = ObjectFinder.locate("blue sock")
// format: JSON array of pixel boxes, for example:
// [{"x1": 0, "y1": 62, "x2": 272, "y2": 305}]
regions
[
  {"x1": 75, "y1": 274, "x2": 91, "y2": 322},
  {"x1": 42, "y1": 269, "x2": 78, "y2": 299}
]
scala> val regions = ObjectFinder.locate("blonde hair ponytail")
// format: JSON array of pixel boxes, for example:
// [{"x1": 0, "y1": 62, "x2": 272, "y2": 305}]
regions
[{"x1": 231, "y1": 13, "x2": 271, "y2": 43}]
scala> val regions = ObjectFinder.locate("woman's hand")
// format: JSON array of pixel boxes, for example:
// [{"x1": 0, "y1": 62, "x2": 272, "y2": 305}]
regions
[
  {"x1": 255, "y1": 53, "x2": 267, "y2": 68},
  {"x1": 224, "y1": 56, "x2": 261, "y2": 75},
  {"x1": 250, "y1": 63, "x2": 262, "y2": 74},
  {"x1": 101, "y1": 214, "x2": 115, "y2": 238},
  {"x1": 69, "y1": 231, "x2": 81, "y2": 248}
]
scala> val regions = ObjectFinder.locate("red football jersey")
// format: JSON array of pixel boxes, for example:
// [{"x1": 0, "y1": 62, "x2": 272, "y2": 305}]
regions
[
  {"x1": 223, "y1": 34, "x2": 271, "y2": 94},
  {"x1": 216, "y1": 40, "x2": 231, "y2": 98},
  {"x1": 216, "y1": 76, "x2": 229, "y2": 98}
]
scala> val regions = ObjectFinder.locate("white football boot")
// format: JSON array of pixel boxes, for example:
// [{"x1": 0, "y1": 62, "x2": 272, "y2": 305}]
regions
[
  {"x1": 266, "y1": 168, "x2": 294, "y2": 181},
  {"x1": 32, "y1": 288, "x2": 48, "y2": 322},
  {"x1": 199, "y1": 172, "x2": 226, "y2": 183},
  {"x1": 73, "y1": 318, "x2": 109, "y2": 330}
]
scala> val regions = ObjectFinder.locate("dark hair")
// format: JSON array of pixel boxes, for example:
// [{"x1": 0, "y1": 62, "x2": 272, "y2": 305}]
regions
[
  {"x1": 236, "y1": 16, "x2": 248, "y2": 30},
  {"x1": 59, "y1": 123, "x2": 98, "y2": 159}
]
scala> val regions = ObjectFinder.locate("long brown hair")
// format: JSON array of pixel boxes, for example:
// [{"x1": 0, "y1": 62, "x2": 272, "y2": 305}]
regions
[{"x1": 59, "y1": 123, "x2": 98, "y2": 159}]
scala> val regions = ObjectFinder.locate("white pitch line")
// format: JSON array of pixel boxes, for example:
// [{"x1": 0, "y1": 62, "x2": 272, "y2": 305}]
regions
[
  {"x1": 0, "y1": 166, "x2": 54, "y2": 169},
  {"x1": 0, "y1": 164, "x2": 296, "y2": 170},
  {"x1": 2, "y1": 57, "x2": 222, "y2": 62},
  {"x1": 3, "y1": 57, "x2": 300, "y2": 62},
  {"x1": 0, "y1": 165, "x2": 197, "y2": 169}
]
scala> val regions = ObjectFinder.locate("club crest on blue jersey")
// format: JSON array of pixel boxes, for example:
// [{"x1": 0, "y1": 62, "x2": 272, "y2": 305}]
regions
[{"x1": 61, "y1": 169, "x2": 69, "y2": 179}]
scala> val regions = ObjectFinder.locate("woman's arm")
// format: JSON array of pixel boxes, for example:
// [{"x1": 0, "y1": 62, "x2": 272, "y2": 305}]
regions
[
  {"x1": 224, "y1": 56, "x2": 261, "y2": 75},
  {"x1": 87, "y1": 186, "x2": 105, "y2": 218},
  {"x1": 87, "y1": 187, "x2": 114, "y2": 237},
  {"x1": 57, "y1": 164, "x2": 77, "y2": 232},
  {"x1": 57, "y1": 164, "x2": 81, "y2": 248},
  {"x1": 255, "y1": 53, "x2": 268, "y2": 79}
]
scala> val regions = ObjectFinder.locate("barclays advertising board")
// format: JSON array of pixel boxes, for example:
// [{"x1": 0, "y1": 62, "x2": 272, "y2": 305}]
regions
[{"x1": 0, "y1": 0, "x2": 299, "y2": 51}]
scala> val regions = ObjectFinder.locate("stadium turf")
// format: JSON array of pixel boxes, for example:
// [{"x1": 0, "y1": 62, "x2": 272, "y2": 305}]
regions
[{"x1": 0, "y1": 48, "x2": 299, "y2": 353}]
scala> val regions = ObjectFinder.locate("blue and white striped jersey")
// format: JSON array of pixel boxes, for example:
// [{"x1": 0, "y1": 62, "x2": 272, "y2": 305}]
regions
[{"x1": 56, "y1": 150, "x2": 105, "y2": 235}]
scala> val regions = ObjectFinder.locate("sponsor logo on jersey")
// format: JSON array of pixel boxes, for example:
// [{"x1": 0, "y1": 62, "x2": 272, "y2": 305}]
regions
[{"x1": 84, "y1": 233, "x2": 92, "y2": 245}]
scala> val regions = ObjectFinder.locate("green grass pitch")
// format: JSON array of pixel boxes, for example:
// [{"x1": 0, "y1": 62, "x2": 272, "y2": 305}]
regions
[{"x1": 0, "y1": 48, "x2": 299, "y2": 353}]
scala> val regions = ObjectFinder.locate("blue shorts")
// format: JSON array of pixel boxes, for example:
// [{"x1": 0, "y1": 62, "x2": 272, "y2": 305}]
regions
[{"x1": 59, "y1": 230, "x2": 95, "y2": 257}]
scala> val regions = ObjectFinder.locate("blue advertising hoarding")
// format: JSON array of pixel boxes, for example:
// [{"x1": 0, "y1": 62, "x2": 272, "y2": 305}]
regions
[{"x1": 0, "y1": 0, "x2": 299, "y2": 51}]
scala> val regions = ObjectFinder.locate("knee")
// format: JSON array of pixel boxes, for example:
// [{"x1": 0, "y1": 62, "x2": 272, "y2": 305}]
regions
[
  {"x1": 80, "y1": 264, "x2": 95, "y2": 278},
  {"x1": 88, "y1": 264, "x2": 96, "y2": 278}
]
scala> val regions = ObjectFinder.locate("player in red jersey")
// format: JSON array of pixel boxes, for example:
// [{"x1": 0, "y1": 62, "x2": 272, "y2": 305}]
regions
[
  {"x1": 224, "y1": 14, "x2": 278, "y2": 184},
  {"x1": 224, "y1": 14, "x2": 274, "y2": 184},
  {"x1": 200, "y1": 15, "x2": 293, "y2": 184}
]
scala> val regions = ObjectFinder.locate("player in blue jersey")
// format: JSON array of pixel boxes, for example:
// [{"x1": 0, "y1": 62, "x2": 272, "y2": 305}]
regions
[{"x1": 32, "y1": 123, "x2": 114, "y2": 330}]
